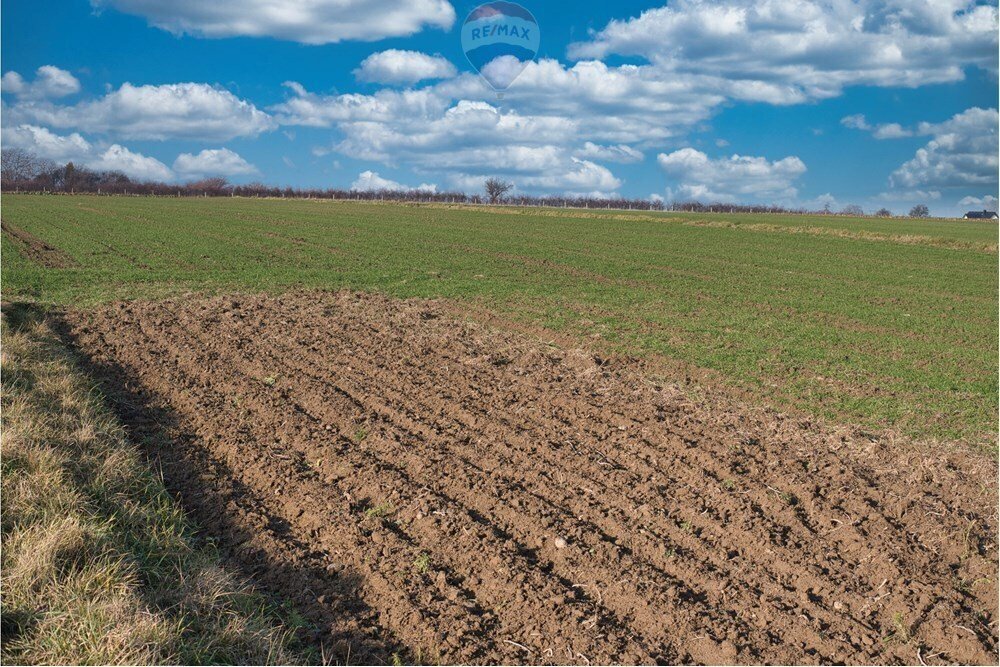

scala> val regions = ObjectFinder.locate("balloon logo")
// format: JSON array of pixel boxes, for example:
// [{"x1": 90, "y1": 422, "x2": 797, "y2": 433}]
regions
[{"x1": 461, "y1": 2, "x2": 539, "y2": 95}]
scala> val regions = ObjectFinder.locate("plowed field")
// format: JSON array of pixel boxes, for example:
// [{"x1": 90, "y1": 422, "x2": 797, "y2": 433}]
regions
[{"x1": 63, "y1": 291, "x2": 997, "y2": 665}]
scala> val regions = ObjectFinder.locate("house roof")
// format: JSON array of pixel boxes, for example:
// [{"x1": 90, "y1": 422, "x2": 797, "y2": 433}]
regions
[{"x1": 963, "y1": 210, "x2": 998, "y2": 219}]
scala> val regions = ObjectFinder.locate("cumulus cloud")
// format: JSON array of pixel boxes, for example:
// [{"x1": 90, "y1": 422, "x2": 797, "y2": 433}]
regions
[
  {"x1": 2, "y1": 124, "x2": 92, "y2": 164},
  {"x1": 573, "y1": 142, "x2": 644, "y2": 163},
  {"x1": 282, "y1": 45, "x2": 987, "y2": 186},
  {"x1": 843, "y1": 107, "x2": 998, "y2": 205},
  {"x1": 841, "y1": 114, "x2": 912, "y2": 138},
  {"x1": 277, "y1": 86, "x2": 623, "y2": 195},
  {"x1": 90, "y1": 144, "x2": 173, "y2": 181},
  {"x1": 658, "y1": 148, "x2": 807, "y2": 201},
  {"x1": 5, "y1": 3, "x2": 993, "y2": 202},
  {"x1": 3, "y1": 123, "x2": 173, "y2": 180},
  {"x1": 276, "y1": 60, "x2": 729, "y2": 145},
  {"x1": 195, "y1": 2, "x2": 996, "y2": 199},
  {"x1": 958, "y1": 194, "x2": 999, "y2": 209},
  {"x1": 354, "y1": 50, "x2": 457, "y2": 85},
  {"x1": 173, "y1": 148, "x2": 258, "y2": 178},
  {"x1": 272, "y1": 83, "x2": 452, "y2": 128},
  {"x1": 872, "y1": 123, "x2": 912, "y2": 140},
  {"x1": 272, "y1": 59, "x2": 742, "y2": 195},
  {"x1": 351, "y1": 170, "x2": 436, "y2": 192},
  {"x1": 570, "y1": 0, "x2": 998, "y2": 101},
  {"x1": 890, "y1": 107, "x2": 998, "y2": 190},
  {"x1": 91, "y1": 0, "x2": 456, "y2": 44},
  {"x1": 454, "y1": 59, "x2": 727, "y2": 142},
  {"x1": 6, "y1": 82, "x2": 275, "y2": 140},
  {"x1": 841, "y1": 114, "x2": 872, "y2": 131},
  {"x1": 515, "y1": 158, "x2": 621, "y2": 193},
  {"x1": 339, "y1": 99, "x2": 620, "y2": 195},
  {"x1": 1, "y1": 66, "x2": 80, "y2": 100}
]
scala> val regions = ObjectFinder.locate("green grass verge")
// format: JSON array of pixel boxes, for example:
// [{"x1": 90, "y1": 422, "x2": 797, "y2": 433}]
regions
[{"x1": 2, "y1": 194, "x2": 997, "y2": 446}]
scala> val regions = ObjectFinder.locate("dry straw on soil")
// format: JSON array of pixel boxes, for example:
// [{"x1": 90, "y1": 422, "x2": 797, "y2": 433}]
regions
[{"x1": 0, "y1": 304, "x2": 304, "y2": 665}]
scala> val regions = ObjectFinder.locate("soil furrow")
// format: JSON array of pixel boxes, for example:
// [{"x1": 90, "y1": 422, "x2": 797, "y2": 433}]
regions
[
  {"x1": 192, "y1": 313, "x2": 804, "y2": 661},
  {"x1": 238, "y1": 310, "x2": 943, "y2": 655},
  {"x1": 62, "y1": 291, "x2": 999, "y2": 665},
  {"x1": 242, "y1": 328, "x2": 858, "y2": 661},
  {"x1": 109, "y1": 302, "x2": 652, "y2": 664}
]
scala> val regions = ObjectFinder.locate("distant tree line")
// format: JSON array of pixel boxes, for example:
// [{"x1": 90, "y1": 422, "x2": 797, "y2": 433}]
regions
[{"x1": 1, "y1": 148, "x2": 931, "y2": 218}]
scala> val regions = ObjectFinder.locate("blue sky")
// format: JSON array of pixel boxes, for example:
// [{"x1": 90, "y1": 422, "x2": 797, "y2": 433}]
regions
[{"x1": 2, "y1": 0, "x2": 997, "y2": 215}]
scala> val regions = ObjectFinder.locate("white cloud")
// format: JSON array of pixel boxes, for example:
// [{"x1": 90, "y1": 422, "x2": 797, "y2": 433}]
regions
[
  {"x1": 872, "y1": 123, "x2": 912, "y2": 139},
  {"x1": 173, "y1": 148, "x2": 258, "y2": 178},
  {"x1": 335, "y1": 99, "x2": 621, "y2": 195},
  {"x1": 91, "y1": 0, "x2": 456, "y2": 44},
  {"x1": 272, "y1": 83, "x2": 452, "y2": 128},
  {"x1": 2, "y1": 124, "x2": 92, "y2": 164},
  {"x1": 1, "y1": 66, "x2": 81, "y2": 100},
  {"x1": 841, "y1": 114, "x2": 912, "y2": 138},
  {"x1": 277, "y1": 85, "x2": 624, "y2": 195},
  {"x1": 573, "y1": 142, "x2": 644, "y2": 163},
  {"x1": 873, "y1": 189, "x2": 941, "y2": 202},
  {"x1": 451, "y1": 59, "x2": 728, "y2": 142},
  {"x1": 351, "y1": 170, "x2": 436, "y2": 192},
  {"x1": 1, "y1": 123, "x2": 173, "y2": 180},
  {"x1": 813, "y1": 192, "x2": 839, "y2": 209},
  {"x1": 841, "y1": 114, "x2": 871, "y2": 131},
  {"x1": 958, "y1": 194, "x2": 998, "y2": 209},
  {"x1": 256, "y1": 2, "x2": 995, "y2": 201},
  {"x1": 890, "y1": 107, "x2": 998, "y2": 189},
  {"x1": 845, "y1": 107, "x2": 998, "y2": 205},
  {"x1": 570, "y1": 0, "x2": 998, "y2": 101},
  {"x1": 658, "y1": 148, "x2": 806, "y2": 201},
  {"x1": 515, "y1": 158, "x2": 621, "y2": 193},
  {"x1": 275, "y1": 60, "x2": 730, "y2": 145},
  {"x1": 273, "y1": 62, "x2": 723, "y2": 195},
  {"x1": 4, "y1": 3, "x2": 990, "y2": 205},
  {"x1": 354, "y1": 50, "x2": 457, "y2": 85},
  {"x1": 328, "y1": 99, "x2": 571, "y2": 161},
  {"x1": 90, "y1": 144, "x2": 173, "y2": 181},
  {"x1": 7, "y1": 82, "x2": 275, "y2": 140}
]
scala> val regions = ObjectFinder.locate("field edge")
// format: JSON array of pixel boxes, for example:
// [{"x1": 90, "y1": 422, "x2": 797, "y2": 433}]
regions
[{"x1": 0, "y1": 302, "x2": 310, "y2": 665}]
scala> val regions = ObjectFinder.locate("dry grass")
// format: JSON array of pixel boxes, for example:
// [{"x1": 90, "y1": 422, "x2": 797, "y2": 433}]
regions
[{"x1": 1, "y1": 304, "x2": 306, "y2": 665}]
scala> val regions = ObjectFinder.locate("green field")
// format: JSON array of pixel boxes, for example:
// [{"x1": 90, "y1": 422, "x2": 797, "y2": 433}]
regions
[{"x1": 2, "y1": 194, "x2": 997, "y2": 447}]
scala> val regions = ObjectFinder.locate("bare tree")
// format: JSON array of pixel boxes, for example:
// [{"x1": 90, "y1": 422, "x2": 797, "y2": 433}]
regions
[
  {"x1": 187, "y1": 177, "x2": 230, "y2": 196},
  {"x1": 874, "y1": 208, "x2": 892, "y2": 217},
  {"x1": 484, "y1": 178, "x2": 513, "y2": 204},
  {"x1": 909, "y1": 204, "x2": 930, "y2": 218},
  {"x1": 841, "y1": 204, "x2": 864, "y2": 216},
  {"x1": 1, "y1": 148, "x2": 41, "y2": 183}
]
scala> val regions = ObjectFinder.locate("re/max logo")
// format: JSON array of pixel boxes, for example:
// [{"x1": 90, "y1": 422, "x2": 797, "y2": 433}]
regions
[{"x1": 470, "y1": 24, "x2": 531, "y2": 40}]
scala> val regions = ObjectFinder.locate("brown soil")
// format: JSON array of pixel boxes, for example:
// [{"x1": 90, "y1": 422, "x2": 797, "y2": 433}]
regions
[
  {"x1": 61, "y1": 291, "x2": 997, "y2": 665},
  {"x1": 1, "y1": 221, "x2": 77, "y2": 268}
]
